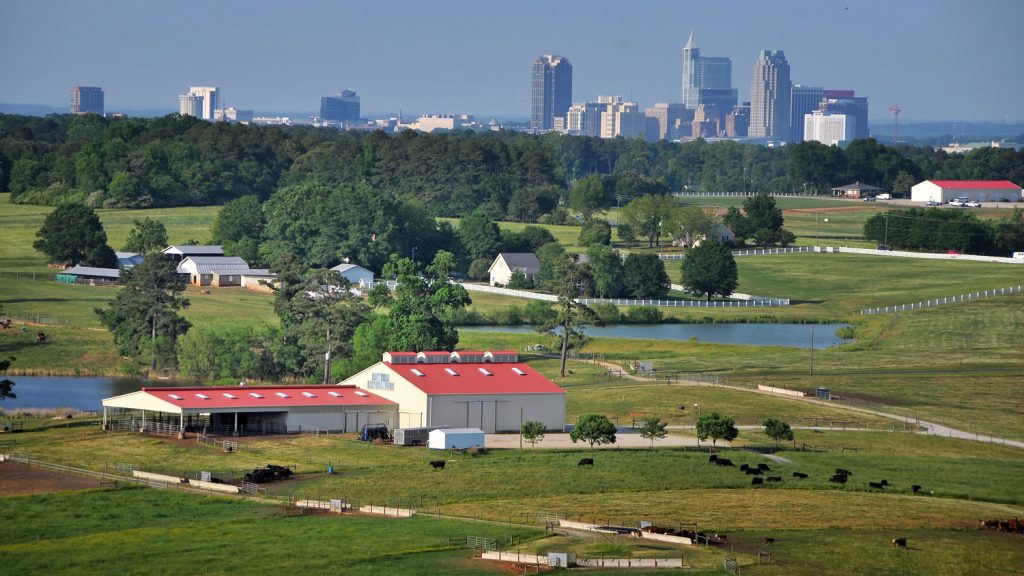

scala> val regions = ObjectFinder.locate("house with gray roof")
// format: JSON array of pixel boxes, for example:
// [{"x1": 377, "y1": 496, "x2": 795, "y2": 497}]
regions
[
  {"x1": 161, "y1": 245, "x2": 225, "y2": 262},
  {"x1": 177, "y1": 256, "x2": 250, "y2": 286},
  {"x1": 488, "y1": 253, "x2": 540, "y2": 287},
  {"x1": 330, "y1": 263, "x2": 374, "y2": 288}
]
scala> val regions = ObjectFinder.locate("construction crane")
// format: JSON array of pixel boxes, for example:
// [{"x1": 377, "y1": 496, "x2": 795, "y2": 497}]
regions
[{"x1": 889, "y1": 104, "x2": 902, "y2": 144}]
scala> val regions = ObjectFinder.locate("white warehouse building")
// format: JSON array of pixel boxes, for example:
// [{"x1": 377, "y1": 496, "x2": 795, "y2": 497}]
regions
[
  {"x1": 910, "y1": 180, "x2": 1023, "y2": 203},
  {"x1": 343, "y1": 350, "x2": 566, "y2": 433}
]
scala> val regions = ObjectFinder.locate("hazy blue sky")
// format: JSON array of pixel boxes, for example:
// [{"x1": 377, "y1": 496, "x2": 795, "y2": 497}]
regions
[{"x1": 1, "y1": 0, "x2": 1021, "y2": 121}]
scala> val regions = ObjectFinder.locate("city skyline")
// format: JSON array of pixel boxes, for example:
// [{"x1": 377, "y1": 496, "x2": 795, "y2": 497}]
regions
[{"x1": 1, "y1": 0, "x2": 1022, "y2": 122}]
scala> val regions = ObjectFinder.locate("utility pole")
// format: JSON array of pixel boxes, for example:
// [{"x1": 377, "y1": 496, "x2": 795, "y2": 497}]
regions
[{"x1": 889, "y1": 104, "x2": 901, "y2": 144}]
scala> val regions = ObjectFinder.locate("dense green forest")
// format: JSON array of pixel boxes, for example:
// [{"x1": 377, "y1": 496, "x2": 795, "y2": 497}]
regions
[{"x1": 3, "y1": 113, "x2": 1023, "y2": 217}]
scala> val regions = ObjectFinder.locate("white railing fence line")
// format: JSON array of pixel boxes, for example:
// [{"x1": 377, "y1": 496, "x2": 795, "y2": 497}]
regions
[{"x1": 860, "y1": 285, "x2": 1024, "y2": 315}]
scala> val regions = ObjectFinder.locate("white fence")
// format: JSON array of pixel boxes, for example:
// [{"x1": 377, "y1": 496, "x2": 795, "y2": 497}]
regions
[
  {"x1": 461, "y1": 282, "x2": 789, "y2": 308},
  {"x1": 835, "y1": 246, "x2": 1024, "y2": 264},
  {"x1": 480, "y1": 551, "x2": 683, "y2": 569},
  {"x1": 860, "y1": 285, "x2": 1024, "y2": 315},
  {"x1": 658, "y1": 246, "x2": 814, "y2": 261}
]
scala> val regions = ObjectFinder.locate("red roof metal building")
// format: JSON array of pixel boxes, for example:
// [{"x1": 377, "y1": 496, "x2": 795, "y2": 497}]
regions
[
  {"x1": 911, "y1": 179, "x2": 1023, "y2": 203},
  {"x1": 927, "y1": 180, "x2": 1020, "y2": 189},
  {"x1": 102, "y1": 385, "x2": 396, "y2": 436}
]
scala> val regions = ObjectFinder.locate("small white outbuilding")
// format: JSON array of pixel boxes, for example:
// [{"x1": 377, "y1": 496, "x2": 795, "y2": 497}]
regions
[{"x1": 428, "y1": 427, "x2": 485, "y2": 450}]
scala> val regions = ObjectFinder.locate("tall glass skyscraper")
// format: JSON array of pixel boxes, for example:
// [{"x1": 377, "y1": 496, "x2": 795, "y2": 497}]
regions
[
  {"x1": 790, "y1": 85, "x2": 824, "y2": 142},
  {"x1": 531, "y1": 55, "x2": 572, "y2": 131},
  {"x1": 749, "y1": 50, "x2": 791, "y2": 140},
  {"x1": 70, "y1": 86, "x2": 104, "y2": 115},
  {"x1": 681, "y1": 33, "x2": 733, "y2": 111}
]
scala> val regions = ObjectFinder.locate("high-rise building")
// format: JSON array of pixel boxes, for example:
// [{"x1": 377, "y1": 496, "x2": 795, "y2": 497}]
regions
[
  {"x1": 681, "y1": 33, "x2": 733, "y2": 110},
  {"x1": 804, "y1": 110, "x2": 855, "y2": 146},
  {"x1": 725, "y1": 103, "x2": 751, "y2": 138},
  {"x1": 749, "y1": 50, "x2": 791, "y2": 141},
  {"x1": 565, "y1": 102, "x2": 604, "y2": 137},
  {"x1": 70, "y1": 86, "x2": 104, "y2": 115},
  {"x1": 320, "y1": 89, "x2": 361, "y2": 123},
  {"x1": 595, "y1": 96, "x2": 641, "y2": 139},
  {"x1": 820, "y1": 90, "x2": 869, "y2": 140},
  {"x1": 644, "y1": 102, "x2": 691, "y2": 142},
  {"x1": 179, "y1": 86, "x2": 219, "y2": 120},
  {"x1": 531, "y1": 55, "x2": 572, "y2": 131},
  {"x1": 178, "y1": 93, "x2": 204, "y2": 118},
  {"x1": 790, "y1": 85, "x2": 824, "y2": 142}
]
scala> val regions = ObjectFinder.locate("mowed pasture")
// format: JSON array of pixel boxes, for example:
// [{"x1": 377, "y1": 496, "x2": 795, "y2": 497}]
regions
[{"x1": 0, "y1": 487, "x2": 541, "y2": 576}]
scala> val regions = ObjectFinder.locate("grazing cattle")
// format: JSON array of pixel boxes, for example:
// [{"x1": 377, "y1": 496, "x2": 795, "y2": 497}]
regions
[
  {"x1": 981, "y1": 520, "x2": 999, "y2": 530},
  {"x1": 880, "y1": 479, "x2": 889, "y2": 486},
  {"x1": 792, "y1": 472, "x2": 808, "y2": 479},
  {"x1": 836, "y1": 468, "x2": 853, "y2": 476},
  {"x1": 677, "y1": 405, "x2": 686, "y2": 410},
  {"x1": 869, "y1": 481, "x2": 885, "y2": 490},
  {"x1": 429, "y1": 460, "x2": 446, "y2": 469},
  {"x1": 578, "y1": 457, "x2": 594, "y2": 466},
  {"x1": 912, "y1": 485, "x2": 922, "y2": 494},
  {"x1": 763, "y1": 537, "x2": 775, "y2": 545},
  {"x1": 739, "y1": 463, "x2": 749, "y2": 471},
  {"x1": 751, "y1": 477, "x2": 764, "y2": 486},
  {"x1": 714, "y1": 458, "x2": 734, "y2": 467},
  {"x1": 757, "y1": 463, "x2": 770, "y2": 472},
  {"x1": 766, "y1": 476, "x2": 782, "y2": 483},
  {"x1": 36, "y1": 332, "x2": 46, "y2": 343},
  {"x1": 745, "y1": 468, "x2": 763, "y2": 476},
  {"x1": 709, "y1": 454, "x2": 719, "y2": 462},
  {"x1": 829, "y1": 474, "x2": 848, "y2": 484},
  {"x1": 891, "y1": 537, "x2": 907, "y2": 549},
  {"x1": 714, "y1": 533, "x2": 728, "y2": 542}
]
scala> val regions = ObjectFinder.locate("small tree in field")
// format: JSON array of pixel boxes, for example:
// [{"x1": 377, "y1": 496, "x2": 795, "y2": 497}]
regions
[
  {"x1": 570, "y1": 414, "x2": 617, "y2": 448},
  {"x1": 763, "y1": 418, "x2": 794, "y2": 447},
  {"x1": 521, "y1": 420, "x2": 546, "y2": 449},
  {"x1": 696, "y1": 412, "x2": 738, "y2": 452},
  {"x1": 638, "y1": 416, "x2": 668, "y2": 448}
]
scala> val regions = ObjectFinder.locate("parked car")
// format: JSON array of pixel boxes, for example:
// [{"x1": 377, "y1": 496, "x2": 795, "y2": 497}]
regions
[
  {"x1": 1012, "y1": 252, "x2": 1024, "y2": 260},
  {"x1": 876, "y1": 245, "x2": 891, "y2": 251},
  {"x1": 876, "y1": 193, "x2": 892, "y2": 200},
  {"x1": 862, "y1": 196, "x2": 876, "y2": 202},
  {"x1": 966, "y1": 200, "x2": 982, "y2": 208},
  {"x1": 949, "y1": 198, "x2": 967, "y2": 207},
  {"x1": 926, "y1": 199, "x2": 941, "y2": 206}
]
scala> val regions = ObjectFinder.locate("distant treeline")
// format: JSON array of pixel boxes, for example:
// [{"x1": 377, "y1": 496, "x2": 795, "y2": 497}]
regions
[
  {"x1": 2, "y1": 113, "x2": 1024, "y2": 216},
  {"x1": 864, "y1": 207, "x2": 1024, "y2": 257}
]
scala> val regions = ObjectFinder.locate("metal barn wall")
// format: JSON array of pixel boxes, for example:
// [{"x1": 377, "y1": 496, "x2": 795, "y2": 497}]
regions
[
  {"x1": 285, "y1": 405, "x2": 397, "y2": 432},
  {"x1": 427, "y1": 394, "x2": 565, "y2": 433}
]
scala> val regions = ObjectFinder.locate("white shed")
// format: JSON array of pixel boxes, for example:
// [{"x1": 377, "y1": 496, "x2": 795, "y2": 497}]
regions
[
  {"x1": 428, "y1": 427, "x2": 485, "y2": 450},
  {"x1": 331, "y1": 263, "x2": 374, "y2": 288}
]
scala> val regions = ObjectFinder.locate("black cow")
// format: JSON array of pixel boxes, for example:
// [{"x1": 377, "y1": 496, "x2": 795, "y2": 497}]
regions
[
  {"x1": 869, "y1": 481, "x2": 885, "y2": 490},
  {"x1": 829, "y1": 474, "x2": 848, "y2": 484},
  {"x1": 880, "y1": 479, "x2": 889, "y2": 486},
  {"x1": 714, "y1": 458, "x2": 734, "y2": 467},
  {"x1": 764, "y1": 537, "x2": 776, "y2": 545},
  {"x1": 836, "y1": 468, "x2": 853, "y2": 476},
  {"x1": 766, "y1": 476, "x2": 782, "y2": 483},
  {"x1": 757, "y1": 463, "x2": 770, "y2": 471},
  {"x1": 892, "y1": 537, "x2": 907, "y2": 549},
  {"x1": 578, "y1": 457, "x2": 594, "y2": 466},
  {"x1": 912, "y1": 485, "x2": 922, "y2": 494},
  {"x1": 751, "y1": 477, "x2": 764, "y2": 486},
  {"x1": 739, "y1": 463, "x2": 750, "y2": 471},
  {"x1": 792, "y1": 472, "x2": 808, "y2": 479},
  {"x1": 745, "y1": 468, "x2": 763, "y2": 476},
  {"x1": 709, "y1": 454, "x2": 719, "y2": 462},
  {"x1": 429, "y1": 460, "x2": 446, "y2": 469}
]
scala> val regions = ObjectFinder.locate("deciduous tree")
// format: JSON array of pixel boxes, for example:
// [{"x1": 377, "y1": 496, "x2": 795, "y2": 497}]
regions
[
  {"x1": 34, "y1": 202, "x2": 116, "y2": 267},
  {"x1": 123, "y1": 217, "x2": 168, "y2": 255},
  {"x1": 696, "y1": 412, "x2": 738, "y2": 451},
  {"x1": 570, "y1": 414, "x2": 617, "y2": 448},
  {"x1": 622, "y1": 253, "x2": 670, "y2": 299},
  {"x1": 521, "y1": 420, "x2": 546, "y2": 448},
  {"x1": 680, "y1": 239, "x2": 738, "y2": 301},
  {"x1": 638, "y1": 416, "x2": 668, "y2": 448},
  {"x1": 763, "y1": 418, "x2": 794, "y2": 447}
]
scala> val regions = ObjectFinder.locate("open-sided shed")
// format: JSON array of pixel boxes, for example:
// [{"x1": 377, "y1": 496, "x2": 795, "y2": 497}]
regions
[{"x1": 102, "y1": 385, "x2": 397, "y2": 437}]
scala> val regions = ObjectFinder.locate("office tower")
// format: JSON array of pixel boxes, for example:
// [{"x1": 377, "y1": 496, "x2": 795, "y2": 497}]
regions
[
  {"x1": 804, "y1": 110, "x2": 855, "y2": 146},
  {"x1": 70, "y1": 86, "x2": 104, "y2": 115},
  {"x1": 320, "y1": 89, "x2": 361, "y2": 123},
  {"x1": 725, "y1": 103, "x2": 751, "y2": 138},
  {"x1": 215, "y1": 108, "x2": 253, "y2": 123},
  {"x1": 178, "y1": 93, "x2": 204, "y2": 117},
  {"x1": 596, "y1": 96, "x2": 641, "y2": 139},
  {"x1": 565, "y1": 102, "x2": 603, "y2": 137},
  {"x1": 644, "y1": 102, "x2": 691, "y2": 141},
  {"x1": 790, "y1": 85, "x2": 824, "y2": 142},
  {"x1": 681, "y1": 33, "x2": 733, "y2": 110},
  {"x1": 820, "y1": 90, "x2": 869, "y2": 140},
  {"x1": 749, "y1": 50, "x2": 791, "y2": 140},
  {"x1": 531, "y1": 55, "x2": 572, "y2": 131},
  {"x1": 180, "y1": 86, "x2": 219, "y2": 120}
]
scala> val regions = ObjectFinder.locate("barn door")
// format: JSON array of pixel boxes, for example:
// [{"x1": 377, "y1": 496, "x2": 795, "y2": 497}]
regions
[{"x1": 481, "y1": 401, "x2": 496, "y2": 433}]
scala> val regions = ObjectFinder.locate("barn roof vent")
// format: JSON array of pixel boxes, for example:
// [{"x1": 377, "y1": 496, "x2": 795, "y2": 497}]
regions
[
  {"x1": 302, "y1": 392, "x2": 317, "y2": 398},
  {"x1": 222, "y1": 393, "x2": 237, "y2": 399},
  {"x1": 168, "y1": 394, "x2": 183, "y2": 400},
  {"x1": 328, "y1": 391, "x2": 343, "y2": 398},
  {"x1": 411, "y1": 368, "x2": 425, "y2": 377},
  {"x1": 478, "y1": 368, "x2": 492, "y2": 376},
  {"x1": 354, "y1": 391, "x2": 369, "y2": 397},
  {"x1": 512, "y1": 367, "x2": 527, "y2": 376},
  {"x1": 275, "y1": 392, "x2": 290, "y2": 398},
  {"x1": 444, "y1": 368, "x2": 459, "y2": 376},
  {"x1": 249, "y1": 392, "x2": 264, "y2": 399},
  {"x1": 195, "y1": 393, "x2": 210, "y2": 400}
]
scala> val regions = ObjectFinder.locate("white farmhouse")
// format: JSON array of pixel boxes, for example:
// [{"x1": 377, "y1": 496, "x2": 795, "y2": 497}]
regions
[{"x1": 488, "y1": 253, "x2": 540, "y2": 287}]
